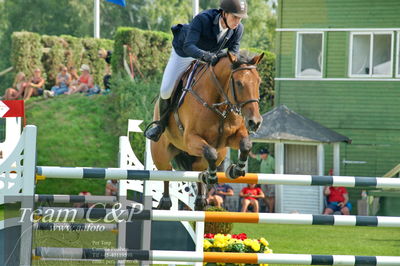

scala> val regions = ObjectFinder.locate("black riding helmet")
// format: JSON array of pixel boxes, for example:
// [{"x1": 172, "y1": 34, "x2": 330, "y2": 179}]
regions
[{"x1": 220, "y1": 0, "x2": 248, "y2": 18}]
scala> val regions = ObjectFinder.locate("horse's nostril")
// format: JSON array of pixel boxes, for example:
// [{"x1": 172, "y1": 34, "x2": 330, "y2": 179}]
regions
[
  {"x1": 248, "y1": 120, "x2": 255, "y2": 128},
  {"x1": 248, "y1": 120, "x2": 258, "y2": 131}
]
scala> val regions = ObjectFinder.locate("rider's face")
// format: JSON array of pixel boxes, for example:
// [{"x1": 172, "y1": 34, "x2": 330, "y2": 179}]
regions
[{"x1": 223, "y1": 13, "x2": 242, "y2": 29}]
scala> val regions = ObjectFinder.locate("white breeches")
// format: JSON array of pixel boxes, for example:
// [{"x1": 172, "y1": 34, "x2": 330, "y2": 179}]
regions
[{"x1": 160, "y1": 48, "x2": 195, "y2": 99}]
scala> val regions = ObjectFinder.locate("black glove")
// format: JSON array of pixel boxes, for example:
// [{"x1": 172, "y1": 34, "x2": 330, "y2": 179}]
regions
[{"x1": 202, "y1": 52, "x2": 219, "y2": 66}]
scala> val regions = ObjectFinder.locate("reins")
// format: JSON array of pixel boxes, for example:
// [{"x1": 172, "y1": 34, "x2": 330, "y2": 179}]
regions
[{"x1": 184, "y1": 62, "x2": 259, "y2": 147}]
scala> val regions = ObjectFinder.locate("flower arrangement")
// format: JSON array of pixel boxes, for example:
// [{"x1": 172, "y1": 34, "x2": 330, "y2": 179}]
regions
[{"x1": 203, "y1": 233, "x2": 273, "y2": 266}]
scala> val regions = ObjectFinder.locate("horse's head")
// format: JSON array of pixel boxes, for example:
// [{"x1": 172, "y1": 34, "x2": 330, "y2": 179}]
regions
[{"x1": 223, "y1": 51, "x2": 264, "y2": 133}]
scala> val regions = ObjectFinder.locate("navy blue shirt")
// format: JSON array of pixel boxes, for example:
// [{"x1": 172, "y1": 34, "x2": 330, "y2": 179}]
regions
[{"x1": 171, "y1": 9, "x2": 243, "y2": 59}]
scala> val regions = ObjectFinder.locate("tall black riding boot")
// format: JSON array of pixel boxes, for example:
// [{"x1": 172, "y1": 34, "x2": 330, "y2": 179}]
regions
[{"x1": 144, "y1": 98, "x2": 170, "y2": 142}]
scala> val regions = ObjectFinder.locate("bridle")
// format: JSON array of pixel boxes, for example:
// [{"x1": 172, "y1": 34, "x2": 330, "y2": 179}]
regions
[
  {"x1": 208, "y1": 64, "x2": 259, "y2": 118},
  {"x1": 185, "y1": 62, "x2": 259, "y2": 146}
]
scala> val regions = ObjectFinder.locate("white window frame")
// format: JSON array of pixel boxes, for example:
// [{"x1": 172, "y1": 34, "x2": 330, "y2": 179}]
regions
[
  {"x1": 396, "y1": 32, "x2": 400, "y2": 78},
  {"x1": 295, "y1": 32, "x2": 324, "y2": 78},
  {"x1": 349, "y1": 31, "x2": 394, "y2": 78}
]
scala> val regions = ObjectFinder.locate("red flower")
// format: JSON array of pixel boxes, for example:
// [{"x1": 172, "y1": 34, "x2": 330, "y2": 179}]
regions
[
  {"x1": 204, "y1": 233, "x2": 214, "y2": 239},
  {"x1": 231, "y1": 233, "x2": 247, "y2": 240}
]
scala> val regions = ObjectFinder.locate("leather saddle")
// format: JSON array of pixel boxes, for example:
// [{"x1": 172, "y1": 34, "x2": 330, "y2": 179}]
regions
[{"x1": 170, "y1": 60, "x2": 206, "y2": 110}]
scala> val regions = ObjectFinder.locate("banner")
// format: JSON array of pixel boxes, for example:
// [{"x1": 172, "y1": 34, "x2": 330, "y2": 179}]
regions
[{"x1": 106, "y1": 0, "x2": 126, "y2": 7}]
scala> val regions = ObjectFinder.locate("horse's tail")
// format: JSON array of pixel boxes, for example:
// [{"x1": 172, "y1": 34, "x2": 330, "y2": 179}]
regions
[{"x1": 172, "y1": 151, "x2": 197, "y2": 171}]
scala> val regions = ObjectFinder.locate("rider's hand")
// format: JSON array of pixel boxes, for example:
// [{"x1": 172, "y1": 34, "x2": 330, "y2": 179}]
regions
[{"x1": 202, "y1": 52, "x2": 219, "y2": 65}]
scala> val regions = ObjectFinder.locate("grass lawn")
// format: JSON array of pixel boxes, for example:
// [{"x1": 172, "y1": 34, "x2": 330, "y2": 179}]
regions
[
  {"x1": 26, "y1": 94, "x2": 120, "y2": 196},
  {"x1": 29, "y1": 221, "x2": 400, "y2": 266}
]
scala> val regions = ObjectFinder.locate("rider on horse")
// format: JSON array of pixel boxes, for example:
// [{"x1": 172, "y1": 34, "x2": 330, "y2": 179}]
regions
[{"x1": 145, "y1": 0, "x2": 248, "y2": 142}]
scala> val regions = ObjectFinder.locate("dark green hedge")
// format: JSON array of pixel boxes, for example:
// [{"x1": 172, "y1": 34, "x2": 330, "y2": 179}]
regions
[
  {"x1": 112, "y1": 27, "x2": 172, "y2": 78},
  {"x1": 11, "y1": 32, "x2": 43, "y2": 79},
  {"x1": 246, "y1": 48, "x2": 276, "y2": 114},
  {"x1": 11, "y1": 31, "x2": 113, "y2": 89}
]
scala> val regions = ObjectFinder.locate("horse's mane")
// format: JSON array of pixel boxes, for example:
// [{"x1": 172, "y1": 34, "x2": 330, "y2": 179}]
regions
[{"x1": 230, "y1": 50, "x2": 256, "y2": 70}]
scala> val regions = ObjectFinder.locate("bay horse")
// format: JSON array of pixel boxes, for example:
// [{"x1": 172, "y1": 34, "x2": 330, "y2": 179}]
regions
[{"x1": 151, "y1": 51, "x2": 264, "y2": 210}]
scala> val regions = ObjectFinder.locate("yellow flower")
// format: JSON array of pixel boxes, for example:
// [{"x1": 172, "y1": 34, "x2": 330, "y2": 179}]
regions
[
  {"x1": 228, "y1": 238, "x2": 237, "y2": 245},
  {"x1": 259, "y1": 237, "x2": 269, "y2": 246},
  {"x1": 235, "y1": 239, "x2": 243, "y2": 244},
  {"x1": 260, "y1": 264, "x2": 269, "y2": 266},
  {"x1": 251, "y1": 242, "x2": 261, "y2": 252},
  {"x1": 203, "y1": 239, "x2": 212, "y2": 250},
  {"x1": 243, "y1": 239, "x2": 253, "y2": 246},
  {"x1": 264, "y1": 248, "x2": 273, "y2": 254}
]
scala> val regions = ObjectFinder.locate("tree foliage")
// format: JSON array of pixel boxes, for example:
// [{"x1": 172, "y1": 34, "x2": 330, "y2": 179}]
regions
[
  {"x1": 0, "y1": 0, "x2": 276, "y2": 91},
  {"x1": 241, "y1": 0, "x2": 277, "y2": 51}
]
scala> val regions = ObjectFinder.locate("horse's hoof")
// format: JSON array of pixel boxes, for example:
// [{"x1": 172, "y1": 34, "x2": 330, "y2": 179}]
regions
[
  {"x1": 195, "y1": 195, "x2": 207, "y2": 211},
  {"x1": 225, "y1": 164, "x2": 245, "y2": 179},
  {"x1": 199, "y1": 171, "x2": 217, "y2": 185},
  {"x1": 157, "y1": 196, "x2": 172, "y2": 210}
]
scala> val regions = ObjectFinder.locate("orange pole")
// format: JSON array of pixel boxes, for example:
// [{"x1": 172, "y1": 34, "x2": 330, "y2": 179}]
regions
[
  {"x1": 217, "y1": 172, "x2": 259, "y2": 184},
  {"x1": 205, "y1": 212, "x2": 259, "y2": 223},
  {"x1": 204, "y1": 252, "x2": 258, "y2": 263}
]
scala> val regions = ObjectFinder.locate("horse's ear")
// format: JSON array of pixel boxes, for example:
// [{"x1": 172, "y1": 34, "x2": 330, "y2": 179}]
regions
[
  {"x1": 227, "y1": 51, "x2": 237, "y2": 63},
  {"x1": 251, "y1": 53, "x2": 265, "y2": 65}
]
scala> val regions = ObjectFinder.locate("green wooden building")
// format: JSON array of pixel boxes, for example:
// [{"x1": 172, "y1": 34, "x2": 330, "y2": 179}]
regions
[{"x1": 275, "y1": 0, "x2": 400, "y2": 178}]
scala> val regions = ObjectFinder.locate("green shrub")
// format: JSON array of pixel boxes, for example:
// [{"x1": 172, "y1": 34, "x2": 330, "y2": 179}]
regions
[
  {"x1": 11, "y1": 31, "x2": 113, "y2": 89},
  {"x1": 111, "y1": 73, "x2": 161, "y2": 160},
  {"x1": 112, "y1": 27, "x2": 172, "y2": 78},
  {"x1": 246, "y1": 48, "x2": 276, "y2": 114},
  {"x1": 11, "y1": 32, "x2": 43, "y2": 78}
]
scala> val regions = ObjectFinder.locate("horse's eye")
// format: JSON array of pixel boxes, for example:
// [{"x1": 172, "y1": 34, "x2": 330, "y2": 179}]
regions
[{"x1": 235, "y1": 80, "x2": 244, "y2": 89}]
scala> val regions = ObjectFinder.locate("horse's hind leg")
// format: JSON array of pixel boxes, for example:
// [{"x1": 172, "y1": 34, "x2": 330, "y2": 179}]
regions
[
  {"x1": 226, "y1": 135, "x2": 252, "y2": 179},
  {"x1": 159, "y1": 181, "x2": 172, "y2": 210}
]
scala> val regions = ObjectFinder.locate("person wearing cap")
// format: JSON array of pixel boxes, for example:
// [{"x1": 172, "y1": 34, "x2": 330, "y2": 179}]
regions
[
  {"x1": 145, "y1": 0, "x2": 248, "y2": 142},
  {"x1": 249, "y1": 148, "x2": 275, "y2": 213},
  {"x1": 70, "y1": 64, "x2": 95, "y2": 94}
]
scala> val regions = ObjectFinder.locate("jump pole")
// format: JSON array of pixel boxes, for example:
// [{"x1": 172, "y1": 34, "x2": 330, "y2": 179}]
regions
[
  {"x1": 36, "y1": 166, "x2": 400, "y2": 189},
  {"x1": 33, "y1": 248, "x2": 400, "y2": 265},
  {"x1": 35, "y1": 194, "x2": 117, "y2": 204},
  {"x1": 37, "y1": 207, "x2": 400, "y2": 227},
  {"x1": 33, "y1": 222, "x2": 118, "y2": 232}
]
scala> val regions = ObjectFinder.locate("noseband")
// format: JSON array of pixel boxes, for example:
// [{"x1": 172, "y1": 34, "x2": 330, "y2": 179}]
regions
[
  {"x1": 209, "y1": 64, "x2": 259, "y2": 117},
  {"x1": 229, "y1": 66, "x2": 259, "y2": 114},
  {"x1": 176, "y1": 62, "x2": 260, "y2": 147}
]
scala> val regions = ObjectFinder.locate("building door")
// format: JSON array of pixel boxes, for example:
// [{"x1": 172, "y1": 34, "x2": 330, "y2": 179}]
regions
[
  {"x1": 276, "y1": 144, "x2": 324, "y2": 214},
  {"x1": 285, "y1": 144, "x2": 317, "y2": 174}
]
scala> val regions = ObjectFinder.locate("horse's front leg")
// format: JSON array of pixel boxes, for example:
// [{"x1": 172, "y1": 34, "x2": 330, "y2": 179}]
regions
[
  {"x1": 184, "y1": 134, "x2": 219, "y2": 210},
  {"x1": 184, "y1": 134, "x2": 219, "y2": 184},
  {"x1": 157, "y1": 181, "x2": 172, "y2": 210},
  {"x1": 226, "y1": 135, "x2": 252, "y2": 179}
]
